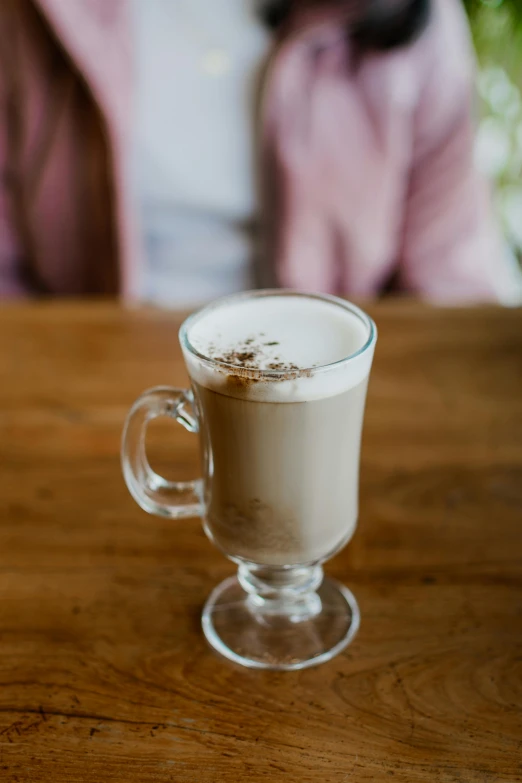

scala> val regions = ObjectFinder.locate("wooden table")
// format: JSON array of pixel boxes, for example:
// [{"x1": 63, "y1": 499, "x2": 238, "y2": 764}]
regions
[{"x1": 0, "y1": 302, "x2": 521, "y2": 782}]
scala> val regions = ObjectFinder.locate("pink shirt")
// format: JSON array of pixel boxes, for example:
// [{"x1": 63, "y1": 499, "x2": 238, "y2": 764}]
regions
[{"x1": 0, "y1": 0, "x2": 518, "y2": 303}]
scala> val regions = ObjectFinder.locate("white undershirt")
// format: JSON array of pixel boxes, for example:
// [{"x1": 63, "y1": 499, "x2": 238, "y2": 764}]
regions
[{"x1": 131, "y1": 0, "x2": 271, "y2": 305}]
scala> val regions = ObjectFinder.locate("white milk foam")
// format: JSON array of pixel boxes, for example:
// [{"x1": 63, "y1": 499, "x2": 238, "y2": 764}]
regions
[{"x1": 182, "y1": 293, "x2": 376, "y2": 402}]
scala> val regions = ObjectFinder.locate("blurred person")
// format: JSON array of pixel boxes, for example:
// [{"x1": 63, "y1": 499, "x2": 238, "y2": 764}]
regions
[{"x1": 0, "y1": 0, "x2": 519, "y2": 304}]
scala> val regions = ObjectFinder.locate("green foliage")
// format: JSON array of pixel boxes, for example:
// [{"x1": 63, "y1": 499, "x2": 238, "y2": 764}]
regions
[
  {"x1": 463, "y1": 1, "x2": 522, "y2": 261},
  {"x1": 463, "y1": 0, "x2": 522, "y2": 80},
  {"x1": 463, "y1": 0, "x2": 522, "y2": 30}
]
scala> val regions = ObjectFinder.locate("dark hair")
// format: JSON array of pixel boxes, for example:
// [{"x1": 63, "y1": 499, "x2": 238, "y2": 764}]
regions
[{"x1": 260, "y1": 0, "x2": 431, "y2": 52}]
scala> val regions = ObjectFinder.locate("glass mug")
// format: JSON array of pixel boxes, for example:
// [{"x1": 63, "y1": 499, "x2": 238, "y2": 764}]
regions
[{"x1": 121, "y1": 290, "x2": 376, "y2": 670}]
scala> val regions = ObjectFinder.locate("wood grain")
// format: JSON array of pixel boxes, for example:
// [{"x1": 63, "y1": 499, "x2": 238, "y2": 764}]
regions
[{"x1": 0, "y1": 301, "x2": 521, "y2": 783}]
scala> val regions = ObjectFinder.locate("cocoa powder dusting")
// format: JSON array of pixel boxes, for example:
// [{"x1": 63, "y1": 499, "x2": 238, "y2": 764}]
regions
[
  {"x1": 267, "y1": 361, "x2": 299, "y2": 371},
  {"x1": 213, "y1": 349, "x2": 257, "y2": 367},
  {"x1": 208, "y1": 335, "x2": 300, "y2": 373},
  {"x1": 203, "y1": 333, "x2": 310, "y2": 391}
]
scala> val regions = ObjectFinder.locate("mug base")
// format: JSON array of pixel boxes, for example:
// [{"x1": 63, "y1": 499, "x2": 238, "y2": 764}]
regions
[{"x1": 201, "y1": 574, "x2": 360, "y2": 670}]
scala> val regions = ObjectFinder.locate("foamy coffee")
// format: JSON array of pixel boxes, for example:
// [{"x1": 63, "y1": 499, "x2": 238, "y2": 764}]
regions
[{"x1": 182, "y1": 293, "x2": 375, "y2": 566}]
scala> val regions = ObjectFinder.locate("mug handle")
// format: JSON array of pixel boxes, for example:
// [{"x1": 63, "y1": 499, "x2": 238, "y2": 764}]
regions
[{"x1": 121, "y1": 386, "x2": 204, "y2": 519}]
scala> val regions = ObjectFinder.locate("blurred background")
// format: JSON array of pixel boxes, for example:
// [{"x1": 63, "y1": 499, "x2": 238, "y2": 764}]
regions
[
  {"x1": 0, "y1": 0, "x2": 521, "y2": 305},
  {"x1": 467, "y1": 0, "x2": 522, "y2": 267}
]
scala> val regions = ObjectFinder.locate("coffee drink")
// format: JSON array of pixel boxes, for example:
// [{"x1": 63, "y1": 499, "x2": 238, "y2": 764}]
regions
[
  {"x1": 193, "y1": 380, "x2": 368, "y2": 565},
  {"x1": 122, "y1": 291, "x2": 377, "y2": 669},
  {"x1": 183, "y1": 294, "x2": 374, "y2": 566}
]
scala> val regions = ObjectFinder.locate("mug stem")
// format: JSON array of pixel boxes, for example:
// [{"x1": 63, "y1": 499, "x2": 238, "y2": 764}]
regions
[{"x1": 237, "y1": 563, "x2": 323, "y2": 621}]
